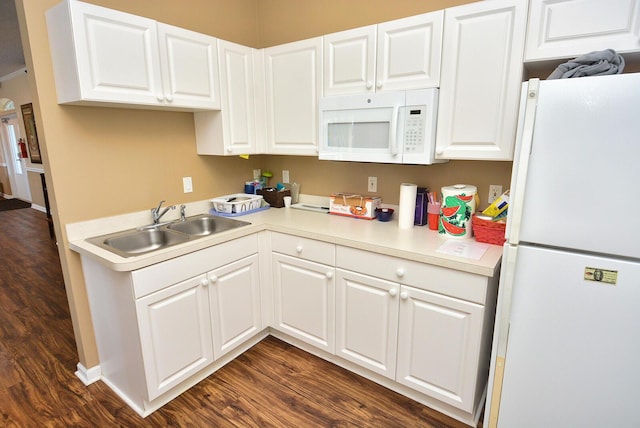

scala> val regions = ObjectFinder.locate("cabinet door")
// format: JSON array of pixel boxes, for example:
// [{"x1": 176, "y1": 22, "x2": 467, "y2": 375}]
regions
[
  {"x1": 323, "y1": 26, "x2": 376, "y2": 95},
  {"x1": 526, "y1": 0, "x2": 640, "y2": 62},
  {"x1": 263, "y1": 38, "x2": 323, "y2": 155},
  {"x1": 157, "y1": 24, "x2": 220, "y2": 109},
  {"x1": 436, "y1": 0, "x2": 526, "y2": 160},
  {"x1": 335, "y1": 269, "x2": 399, "y2": 379},
  {"x1": 396, "y1": 285, "x2": 483, "y2": 413},
  {"x1": 66, "y1": 1, "x2": 164, "y2": 105},
  {"x1": 208, "y1": 254, "x2": 261, "y2": 359},
  {"x1": 194, "y1": 40, "x2": 258, "y2": 155},
  {"x1": 272, "y1": 252, "x2": 335, "y2": 353},
  {"x1": 376, "y1": 11, "x2": 443, "y2": 91},
  {"x1": 136, "y1": 275, "x2": 213, "y2": 401}
]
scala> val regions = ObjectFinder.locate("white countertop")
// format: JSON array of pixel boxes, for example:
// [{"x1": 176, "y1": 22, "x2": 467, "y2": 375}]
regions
[{"x1": 67, "y1": 198, "x2": 503, "y2": 277}]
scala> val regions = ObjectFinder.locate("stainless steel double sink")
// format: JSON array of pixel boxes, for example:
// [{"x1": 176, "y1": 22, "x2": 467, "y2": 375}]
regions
[{"x1": 87, "y1": 214, "x2": 250, "y2": 258}]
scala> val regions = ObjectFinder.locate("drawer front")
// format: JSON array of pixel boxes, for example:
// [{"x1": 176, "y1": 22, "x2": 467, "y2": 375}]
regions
[
  {"x1": 270, "y1": 232, "x2": 335, "y2": 265},
  {"x1": 336, "y1": 246, "x2": 488, "y2": 304},
  {"x1": 132, "y1": 234, "x2": 258, "y2": 298}
]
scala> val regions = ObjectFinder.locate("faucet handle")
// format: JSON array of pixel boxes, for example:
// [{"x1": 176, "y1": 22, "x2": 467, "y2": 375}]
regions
[{"x1": 180, "y1": 205, "x2": 186, "y2": 221}]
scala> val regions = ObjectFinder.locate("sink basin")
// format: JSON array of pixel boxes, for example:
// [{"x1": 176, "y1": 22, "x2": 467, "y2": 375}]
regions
[
  {"x1": 89, "y1": 228, "x2": 190, "y2": 258},
  {"x1": 87, "y1": 214, "x2": 251, "y2": 257},
  {"x1": 167, "y1": 214, "x2": 250, "y2": 236}
]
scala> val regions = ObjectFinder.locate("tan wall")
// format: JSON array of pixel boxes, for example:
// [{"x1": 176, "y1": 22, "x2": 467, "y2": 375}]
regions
[{"x1": 18, "y1": 0, "x2": 498, "y2": 369}]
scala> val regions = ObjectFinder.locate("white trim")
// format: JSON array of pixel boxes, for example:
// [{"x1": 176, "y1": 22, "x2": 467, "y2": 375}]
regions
[
  {"x1": 75, "y1": 362, "x2": 101, "y2": 385},
  {"x1": 26, "y1": 166, "x2": 45, "y2": 173},
  {"x1": 31, "y1": 204, "x2": 46, "y2": 213},
  {"x1": 0, "y1": 68, "x2": 28, "y2": 82}
]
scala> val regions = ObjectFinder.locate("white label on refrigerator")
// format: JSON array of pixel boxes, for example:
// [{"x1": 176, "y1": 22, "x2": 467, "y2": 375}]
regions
[{"x1": 584, "y1": 267, "x2": 618, "y2": 285}]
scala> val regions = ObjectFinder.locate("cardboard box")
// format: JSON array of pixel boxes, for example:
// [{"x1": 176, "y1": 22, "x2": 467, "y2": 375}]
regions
[{"x1": 329, "y1": 193, "x2": 382, "y2": 220}]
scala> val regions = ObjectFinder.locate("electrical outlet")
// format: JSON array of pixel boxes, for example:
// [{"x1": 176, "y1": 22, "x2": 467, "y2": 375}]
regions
[
  {"x1": 282, "y1": 170, "x2": 290, "y2": 184},
  {"x1": 183, "y1": 177, "x2": 193, "y2": 193},
  {"x1": 368, "y1": 176, "x2": 377, "y2": 193},
  {"x1": 488, "y1": 185, "x2": 502, "y2": 204}
]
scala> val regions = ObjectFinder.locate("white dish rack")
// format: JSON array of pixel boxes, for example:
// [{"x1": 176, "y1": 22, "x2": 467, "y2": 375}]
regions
[{"x1": 211, "y1": 193, "x2": 263, "y2": 214}]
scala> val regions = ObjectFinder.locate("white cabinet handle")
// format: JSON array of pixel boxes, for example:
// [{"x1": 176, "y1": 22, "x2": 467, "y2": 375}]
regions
[
  {"x1": 226, "y1": 147, "x2": 233, "y2": 153},
  {"x1": 156, "y1": 93, "x2": 165, "y2": 102},
  {"x1": 376, "y1": 80, "x2": 382, "y2": 89},
  {"x1": 326, "y1": 271, "x2": 334, "y2": 279},
  {"x1": 389, "y1": 288, "x2": 398, "y2": 297},
  {"x1": 200, "y1": 278, "x2": 209, "y2": 287},
  {"x1": 396, "y1": 268, "x2": 405, "y2": 278},
  {"x1": 296, "y1": 245, "x2": 303, "y2": 254},
  {"x1": 366, "y1": 80, "x2": 373, "y2": 89},
  {"x1": 400, "y1": 291, "x2": 409, "y2": 300},
  {"x1": 165, "y1": 94, "x2": 173, "y2": 102},
  {"x1": 209, "y1": 275, "x2": 218, "y2": 283},
  {"x1": 436, "y1": 149, "x2": 443, "y2": 155}
]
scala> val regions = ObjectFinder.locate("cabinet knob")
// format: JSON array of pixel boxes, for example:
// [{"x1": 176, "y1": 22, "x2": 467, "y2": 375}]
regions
[
  {"x1": 200, "y1": 278, "x2": 209, "y2": 286},
  {"x1": 389, "y1": 288, "x2": 398, "y2": 297},
  {"x1": 165, "y1": 94, "x2": 173, "y2": 102},
  {"x1": 396, "y1": 268, "x2": 405, "y2": 278},
  {"x1": 326, "y1": 271, "x2": 334, "y2": 279},
  {"x1": 436, "y1": 149, "x2": 443, "y2": 155},
  {"x1": 226, "y1": 146, "x2": 233, "y2": 153},
  {"x1": 400, "y1": 291, "x2": 409, "y2": 300},
  {"x1": 156, "y1": 93, "x2": 165, "y2": 102},
  {"x1": 209, "y1": 275, "x2": 218, "y2": 283},
  {"x1": 376, "y1": 80, "x2": 382, "y2": 89},
  {"x1": 366, "y1": 81, "x2": 373, "y2": 89},
  {"x1": 296, "y1": 245, "x2": 303, "y2": 254}
]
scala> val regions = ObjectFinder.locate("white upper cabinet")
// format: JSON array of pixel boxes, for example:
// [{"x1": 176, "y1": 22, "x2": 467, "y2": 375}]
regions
[
  {"x1": 436, "y1": 0, "x2": 527, "y2": 161},
  {"x1": 46, "y1": 0, "x2": 220, "y2": 111},
  {"x1": 157, "y1": 24, "x2": 221, "y2": 109},
  {"x1": 525, "y1": 0, "x2": 640, "y2": 62},
  {"x1": 323, "y1": 12, "x2": 443, "y2": 96},
  {"x1": 195, "y1": 40, "x2": 259, "y2": 155},
  {"x1": 263, "y1": 37, "x2": 323, "y2": 155}
]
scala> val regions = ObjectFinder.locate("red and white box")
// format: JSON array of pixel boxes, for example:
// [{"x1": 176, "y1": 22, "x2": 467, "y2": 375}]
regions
[{"x1": 329, "y1": 193, "x2": 382, "y2": 220}]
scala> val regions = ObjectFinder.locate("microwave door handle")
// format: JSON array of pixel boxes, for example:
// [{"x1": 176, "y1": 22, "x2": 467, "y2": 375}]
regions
[{"x1": 391, "y1": 106, "x2": 400, "y2": 156}]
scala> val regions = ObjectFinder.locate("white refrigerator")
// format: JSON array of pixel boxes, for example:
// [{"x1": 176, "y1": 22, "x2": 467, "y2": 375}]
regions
[{"x1": 485, "y1": 73, "x2": 640, "y2": 428}]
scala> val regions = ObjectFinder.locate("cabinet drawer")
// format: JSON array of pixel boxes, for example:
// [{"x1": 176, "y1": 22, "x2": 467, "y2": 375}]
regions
[
  {"x1": 336, "y1": 246, "x2": 488, "y2": 304},
  {"x1": 132, "y1": 234, "x2": 258, "y2": 298},
  {"x1": 270, "y1": 232, "x2": 335, "y2": 265}
]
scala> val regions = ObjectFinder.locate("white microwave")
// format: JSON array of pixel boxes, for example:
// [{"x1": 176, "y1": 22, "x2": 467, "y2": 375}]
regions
[{"x1": 318, "y1": 88, "x2": 444, "y2": 164}]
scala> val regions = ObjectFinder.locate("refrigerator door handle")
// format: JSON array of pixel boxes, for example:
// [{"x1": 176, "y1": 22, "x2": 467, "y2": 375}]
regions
[{"x1": 508, "y1": 79, "x2": 539, "y2": 245}]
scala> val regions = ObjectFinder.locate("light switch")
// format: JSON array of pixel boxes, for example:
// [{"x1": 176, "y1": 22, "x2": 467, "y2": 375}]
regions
[{"x1": 183, "y1": 177, "x2": 193, "y2": 193}]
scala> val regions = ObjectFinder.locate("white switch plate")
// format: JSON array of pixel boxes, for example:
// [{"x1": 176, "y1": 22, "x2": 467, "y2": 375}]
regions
[
  {"x1": 368, "y1": 176, "x2": 377, "y2": 193},
  {"x1": 282, "y1": 170, "x2": 290, "y2": 184},
  {"x1": 183, "y1": 176, "x2": 193, "y2": 193}
]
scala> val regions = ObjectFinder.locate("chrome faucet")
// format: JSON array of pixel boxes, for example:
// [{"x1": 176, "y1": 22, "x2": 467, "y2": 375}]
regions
[
  {"x1": 151, "y1": 200, "x2": 175, "y2": 224},
  {"x1": 180, "y1": 204, "x2": 186, "y2": 221}
]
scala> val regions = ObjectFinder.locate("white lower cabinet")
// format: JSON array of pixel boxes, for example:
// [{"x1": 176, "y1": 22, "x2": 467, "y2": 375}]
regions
[
  {"x1": 335, "y1": 269, "x2": 399, "y2": 379},
  {"x1": 271, "y1": 232, "x2": 335, "y2": 353},
  {"x1": 396, "y1": 285, "x2": 483, "y2": 413},
  {"x1": 82, "y1": 234, "x2": 261, "y2": 414},
  {"x1": 136, "y1": 274, "x2": 214, "y2": 400},
  {"x1": 208, "y1": 254, "x2": 261, "y2": 359},
  {"x1": 335, "y1": 246, "x2": 498, "y2": 420}
]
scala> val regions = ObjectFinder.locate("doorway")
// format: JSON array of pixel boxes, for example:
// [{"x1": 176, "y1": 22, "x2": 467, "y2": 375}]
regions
[{"x1": 1, "y1": 114, "x2": 32, "y2": 201}]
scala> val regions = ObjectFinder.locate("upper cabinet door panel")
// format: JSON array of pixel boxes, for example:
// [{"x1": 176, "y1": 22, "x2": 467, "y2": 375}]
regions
[
  {"x1": 526, "y1": 0, "x2": 640, "y2": 61},
  {"x1": 436, "y1": 0, "x2": 526, "y2": 160},
  {"x1": 69, "y1": 1, "x2": 163, "y2": 104},
  {"x1": 324, "y1": 26, "x2": 376, "y2": 95},
  {"x1": 263, "y1": 38, "x2": 322, "y2": 155},
  {"x1": 376, "y1": 11, "x2": 443, "y2": 92},
  {"x1": 158, "y1": 24, "x2": 221, "y2": 109}
]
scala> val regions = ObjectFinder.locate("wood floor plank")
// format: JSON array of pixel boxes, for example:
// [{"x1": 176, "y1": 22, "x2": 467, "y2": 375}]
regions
[{"x1": 0, "y1": 204, "x2": 479, "y2": 427}]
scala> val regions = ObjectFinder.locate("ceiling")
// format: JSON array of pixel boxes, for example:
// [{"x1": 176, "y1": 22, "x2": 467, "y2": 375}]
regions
[{"x1": 0, "y1": 0, "x2": 26, "y2": 79}]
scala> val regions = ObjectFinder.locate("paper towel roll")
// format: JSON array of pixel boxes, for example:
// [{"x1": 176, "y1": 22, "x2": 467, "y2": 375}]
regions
[
  {"x1": 439, "y1": 184, "x2": 477, "y2": 239},
  {"x1": 398, "y1": 183, "x2": 418, "y2": 229}
]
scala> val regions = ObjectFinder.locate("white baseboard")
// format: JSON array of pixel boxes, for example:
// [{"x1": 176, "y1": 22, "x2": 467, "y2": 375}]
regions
[
  {"x1": 75, "y1": 363, "x2": 101, "y2": 385},
  {"x1": 31, "y1": 203, "x2": 46, "y2": 213}
]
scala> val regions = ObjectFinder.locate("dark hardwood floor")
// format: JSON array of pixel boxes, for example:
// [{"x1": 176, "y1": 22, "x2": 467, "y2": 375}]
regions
[{"x1": 0, "y1": 206, "x2": 476, "y2": 427}]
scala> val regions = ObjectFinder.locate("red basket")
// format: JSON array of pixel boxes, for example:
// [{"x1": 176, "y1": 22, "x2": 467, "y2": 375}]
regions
[{"x1": 472, "y1": 214, "x2": 506, "y2": 245}]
